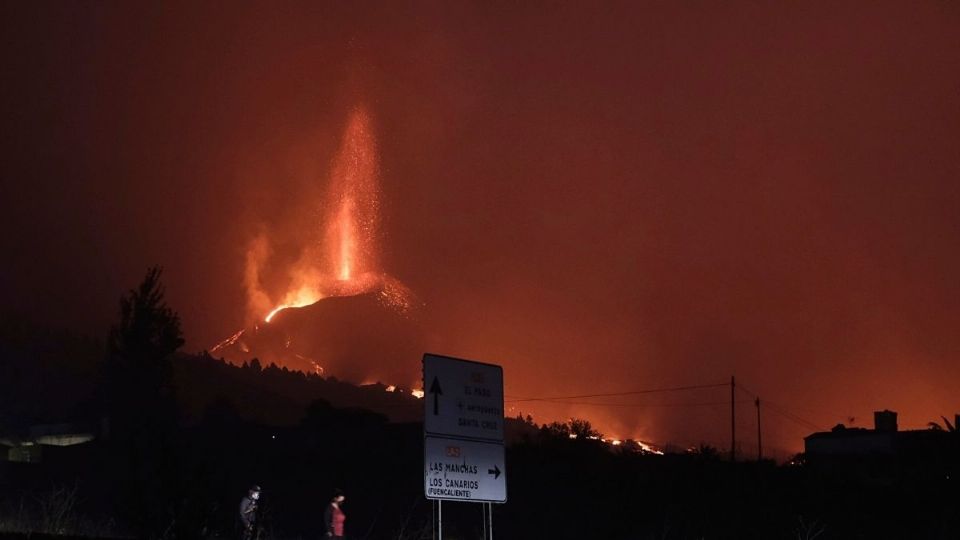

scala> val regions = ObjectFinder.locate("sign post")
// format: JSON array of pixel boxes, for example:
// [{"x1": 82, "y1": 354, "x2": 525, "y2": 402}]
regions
[{"x1": 423, "y1": 353, "x2": 506, "y2": 538}]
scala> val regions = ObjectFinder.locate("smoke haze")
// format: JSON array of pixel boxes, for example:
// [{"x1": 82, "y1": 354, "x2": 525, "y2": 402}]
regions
[{"x1": 2, "y1": 1, "x2": 959, "y2": 456}]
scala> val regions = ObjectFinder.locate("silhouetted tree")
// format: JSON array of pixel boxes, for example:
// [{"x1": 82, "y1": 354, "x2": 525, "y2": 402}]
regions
[
  {"x1": 927, "y1": 415, "x2": 957, "y2": 432},
  {"x1": 102, "y1": 266, "x2": 184, "y2": 535},
  {"x1": 541, "y1": 418, "x2": 602, "y2": 441},
  {"x1": 542, "y1": 420, "x2": 571, "y2": 439},
  {"x1": 105, "y1": 266, "x2": 183, "y2": 433},
  {"x1": 569, "y1": 418, "x2": 601, "y2": 439},
  {"x1": 690, "y1": 444, "x2": 721, "y2": 461}
]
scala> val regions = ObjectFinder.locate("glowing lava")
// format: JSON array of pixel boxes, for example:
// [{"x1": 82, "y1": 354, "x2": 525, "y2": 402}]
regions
[
  {"x1": 242, "y1": 106, "x2": 411, "y2": 325},
  {"x1": 212, "y1": 105, "x2": 421, "y2": 386},
  {"x1": 264, "y1": 306, "x2": 286, "y2": 323},
  {"x1": 336, "y1": 197, "x2": 357, "y2": 281},
  {"x1": 263, "y1": 282, "x2": 331, "y2": 322}
]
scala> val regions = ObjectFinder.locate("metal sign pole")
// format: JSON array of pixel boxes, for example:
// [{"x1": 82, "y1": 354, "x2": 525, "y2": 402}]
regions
[
  {"x1": 423, "y1": 354, "x2": 506, "y2": 540},
  {"x1": 488, "y1": 502, "x2": 494, "y2": 540},
  {"x1": 482, "y1": 503, "x2": 487, "y2": 539},
  {"x1": 432, "y1": 500, "x2": 436, "y2": 540}
]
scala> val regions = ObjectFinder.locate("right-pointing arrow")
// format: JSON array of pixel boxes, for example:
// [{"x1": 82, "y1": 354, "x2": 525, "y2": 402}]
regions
[{"x1": 487, "y1": 465, "x2": 501, "y2": 479}]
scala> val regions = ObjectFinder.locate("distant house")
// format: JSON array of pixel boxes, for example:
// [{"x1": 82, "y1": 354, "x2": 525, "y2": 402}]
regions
[
  {"x1": 0, "y1": 422, "x2": 96, "y2": 464},
  {"x1": 805, "y1": 410, "x2": 959, "y2": 459}
]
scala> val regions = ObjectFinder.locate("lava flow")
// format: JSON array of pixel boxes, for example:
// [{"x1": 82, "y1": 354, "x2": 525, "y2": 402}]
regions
[{"x1": 211, "y1": 107, "x2": 422, "y2": 385}]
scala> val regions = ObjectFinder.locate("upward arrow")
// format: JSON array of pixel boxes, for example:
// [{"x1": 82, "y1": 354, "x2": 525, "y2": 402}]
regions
[{"x1": 429, "y1": 376, "x2": 443, "y2": 416}]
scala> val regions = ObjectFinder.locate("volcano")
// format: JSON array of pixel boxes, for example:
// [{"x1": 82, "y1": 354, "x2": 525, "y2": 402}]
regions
[
  {"x1": 212, "y1": 274, "x2": 425, "y2": 387},
  {"x1": 211, "y1": 106, "x2": 426, "y2": 386}
]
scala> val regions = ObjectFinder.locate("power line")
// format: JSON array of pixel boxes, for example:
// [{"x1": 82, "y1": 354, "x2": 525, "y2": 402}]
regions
[
  {"x1": 520, "y1": 399, "x2": 752, "y2": 408},
  {"x1": 763, "y1": 400, "x2": 822, "y2": 432},
  {"x1": 505, "y1": 382, "x2": 728, "y2": 404},
  {"x1": 438, "y1": 375, "x2": 828, "y2": 437},
  {"x1": 734, "y1": 380, "x2": 826, "y2": 432},
  {"x1": 735, "y1": 383, "x2": 758, "y2": 398}
]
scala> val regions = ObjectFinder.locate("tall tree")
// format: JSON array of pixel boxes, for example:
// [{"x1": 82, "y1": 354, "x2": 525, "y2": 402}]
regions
[
  {"x1": 103, "y1": 266, "x2": 184, "y2": 535},
  {"x1": 105, "y1": 266, "x2": 183, "y2": 433},
  {"x1": 108, "y1": 266, "x2": 183, "y2": 367}
]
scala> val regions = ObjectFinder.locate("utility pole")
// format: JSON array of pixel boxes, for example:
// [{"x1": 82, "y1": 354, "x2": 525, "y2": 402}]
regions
[
  {"x1": 730, "y1": 375, "x2": 736, "y2": 462},
  {"x1": 756, "y1": 397, "x2": 762, "y2": 461}
]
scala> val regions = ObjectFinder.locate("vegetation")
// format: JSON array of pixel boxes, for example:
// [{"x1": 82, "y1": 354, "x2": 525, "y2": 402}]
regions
[
  {"x1": 0, "y1": 269, "x2": 958, "y2": 538},
  {"x1": 102, "y1": 267, "x2": 185, "y2": 535},
  {"x1": 927, "y1": 416, "x2": 958, "y2": 432}
]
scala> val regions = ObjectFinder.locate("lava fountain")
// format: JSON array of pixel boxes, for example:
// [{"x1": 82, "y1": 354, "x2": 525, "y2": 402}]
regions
[
  {"x1": 212, "y1": 107, "x2": 421, "y2": 383},
  {"x1": 257, "y1": 107, "x2": 397, "y2": 322}
]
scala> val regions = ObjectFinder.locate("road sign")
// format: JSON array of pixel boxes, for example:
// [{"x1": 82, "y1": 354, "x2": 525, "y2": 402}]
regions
[
  {"x1": 424, "y1": 436, "x2": 506, "y2": 503},
  {"x1": 423, "y1": 353, "x2": 504, "y2": 442},
  {"x1": 423, "y1": 353, "x2": 507, "y2": 506}
]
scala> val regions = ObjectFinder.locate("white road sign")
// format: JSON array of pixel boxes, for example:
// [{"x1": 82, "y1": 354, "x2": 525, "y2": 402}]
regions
[
  {"x1": 424, "y1": 435, "x2": 507, "y2": 503},
  {"x1": 423, "y1": 353, "x2": 504, "y2": 442}
]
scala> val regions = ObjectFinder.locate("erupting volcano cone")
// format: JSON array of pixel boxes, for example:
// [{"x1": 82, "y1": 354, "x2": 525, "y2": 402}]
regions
[
  {"x1": 212, "y1": 107, "x2": 424, "y2": 387},
  {"x1": 213, "y1": 276, "x2": 424, "y2": 386}
]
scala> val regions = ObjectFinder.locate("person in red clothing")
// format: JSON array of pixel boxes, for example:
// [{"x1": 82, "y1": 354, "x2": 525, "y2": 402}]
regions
[{"x1": 323, "y1": 489, "x2": 346, "y2": 539}]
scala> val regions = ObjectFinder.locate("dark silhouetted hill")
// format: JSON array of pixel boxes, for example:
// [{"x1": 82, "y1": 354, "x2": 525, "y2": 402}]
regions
[{"x1": 175, "y1": 351, "x2": 424, "y2": 427}]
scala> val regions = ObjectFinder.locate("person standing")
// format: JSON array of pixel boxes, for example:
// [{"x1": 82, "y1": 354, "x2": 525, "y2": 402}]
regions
[
  {"x1": 239, "y1": 485, "x2": 261, "y2": 540},
  {"x1": 323, "y1": 489, "x2": 346, "y2": 539}
]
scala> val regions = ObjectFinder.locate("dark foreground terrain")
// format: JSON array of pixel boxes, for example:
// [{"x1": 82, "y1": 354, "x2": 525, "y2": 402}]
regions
[{"x1": 1, "y1": 318, "x2": 958, "y2": 539}]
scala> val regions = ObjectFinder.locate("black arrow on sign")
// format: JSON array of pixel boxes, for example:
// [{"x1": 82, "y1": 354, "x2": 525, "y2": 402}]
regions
[
  {"x1": 488, "y1": 465, "x2": 501, "y2": 479},
  {"x1": 429, "y1": 376, "x2": 443, "y2": 415}
]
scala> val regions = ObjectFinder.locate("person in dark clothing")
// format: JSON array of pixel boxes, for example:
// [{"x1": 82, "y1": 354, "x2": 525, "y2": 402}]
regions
[
  {"x1": 323, "y1": 489, "x2": 346, "y2": 539},
  {"x1": 239, "y1": 485, "x2": 261, "y2": 540}
]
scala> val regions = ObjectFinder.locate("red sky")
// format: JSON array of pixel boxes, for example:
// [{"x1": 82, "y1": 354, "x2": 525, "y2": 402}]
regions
[{"x1": 2, "y1": 1, "x2": 959, "y2": 457}]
